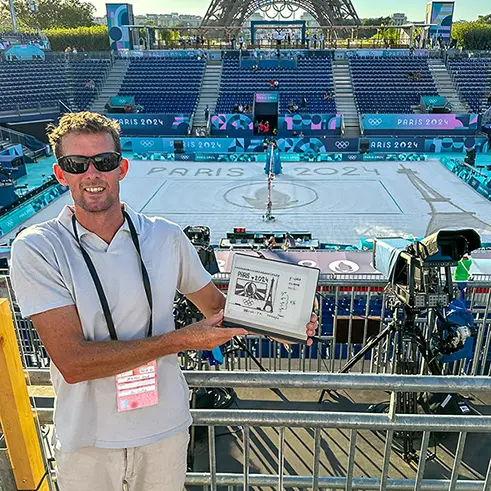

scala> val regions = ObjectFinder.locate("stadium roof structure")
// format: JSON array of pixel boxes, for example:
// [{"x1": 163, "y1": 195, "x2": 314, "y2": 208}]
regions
[{"x1": 201, "y1": 0, "x2": 360, "y2": 28}]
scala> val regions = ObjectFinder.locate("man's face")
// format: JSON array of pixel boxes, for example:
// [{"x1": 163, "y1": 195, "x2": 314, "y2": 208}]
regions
[{"x1": 53, "y1": 132, "x2": 128, "y2": 214}]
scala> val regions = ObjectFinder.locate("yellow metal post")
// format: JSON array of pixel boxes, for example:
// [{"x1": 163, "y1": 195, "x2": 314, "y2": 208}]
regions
[{"x1": 0, "y1": 298, "x2": 50, "y2": 491}]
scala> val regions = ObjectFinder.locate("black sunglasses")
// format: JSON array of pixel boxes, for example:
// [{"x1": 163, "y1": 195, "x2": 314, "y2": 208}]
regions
[{"x1": 58, "y1": 152, "x2": 122, "y2": 174}]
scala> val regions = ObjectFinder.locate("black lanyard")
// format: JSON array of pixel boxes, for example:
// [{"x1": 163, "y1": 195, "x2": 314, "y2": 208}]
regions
[{"x1": 71, "y1": 210, "x2": 153, "y2": 341}]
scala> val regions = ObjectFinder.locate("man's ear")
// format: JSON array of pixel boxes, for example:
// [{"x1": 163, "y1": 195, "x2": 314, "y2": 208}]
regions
[
  {"x1": 53, "y1": 163, "x2": 68, "y2": 186},
  {"x1": 119, "y1": 158, "x2": 129, "y2": 180}
]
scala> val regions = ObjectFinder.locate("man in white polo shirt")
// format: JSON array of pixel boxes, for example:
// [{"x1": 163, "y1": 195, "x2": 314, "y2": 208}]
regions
[{"x1": 11, "y1": 112, "x2": 318, "y2": 491}]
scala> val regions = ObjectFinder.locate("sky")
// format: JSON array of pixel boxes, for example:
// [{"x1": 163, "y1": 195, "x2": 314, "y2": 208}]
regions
[{"x1": 93, "y1": 0, "x2": 490, "y2": 20}]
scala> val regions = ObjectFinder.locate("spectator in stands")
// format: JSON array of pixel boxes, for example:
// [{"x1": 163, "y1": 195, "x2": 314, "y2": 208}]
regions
[
  {"x1": 263, "y1": 136, "x2": 269, "y2": 150},
  {"x1": 124, "y1": 104, "x2": 133, "y2": 113},
  {"x1": 264, "y1": 121, "x2": 270, "y2": 134},
  {"x1": 11, "y1": 112, "x2": 313, "y2": 491},
  {"x1": 233, "y1": 103, "x2": 239, "y2": 113},
  {"x1": 269, "y1": 79, "x2": 275, "y2": 88},
  {"x1": 301, "y1": 95, "x2": 307, "y2": 111},
  {"x1": 273, "y1": 80, "x2": 279, "y2": 89},
  {"x1": 72, "y1": 47, "x2": 78, "y2": 54},
  {"x1": 319, "y1": 32, "x2": 325, "y2": 49},
  {"x1": 487, "y1": 92, "x2": 491, "y2": 107},
  {"x1": 204, "y1": 105, "x2": 209, "y2": 121},
  {"x1": 272, "y1": 127, "x2": 277, "y2": 136},
  {"x1": 292, "y1": 130, "x2": 298, "y2": 137},
  {"x1": 267, "y1": 235, "x2": 278, "y2": 249},
  {"x1": 323, "y1": 90, "x2": 332, "y2": 100},
  {"x1": 438, "y1": 33, "x2": 444, "y2": 49},
  {"x1": 288, "y1": 100, "x2": 295, "y2": 113},
  {"x1": 231, "y1": 35, "x2": 236, "y2": 50},
  {"x1": 85, "y1": 79, "x2": 95, "y2": 91},
  {"x1": 64, "y1": 46, "x2": 72, "y2": 56},
  {"x1": 239, "y1": 35, "x2": 245, "y2": 50},
  {"x1": 238, "y1": 103, "x2": 244, "y2": 113},
  {"x1": 299, "y1": 130, "x2": 305, "y2": 138}
]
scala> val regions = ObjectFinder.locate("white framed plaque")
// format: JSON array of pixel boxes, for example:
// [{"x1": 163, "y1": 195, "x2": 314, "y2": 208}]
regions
[{"x1": 223, "y1": 254, "x2": 320, "y2": 343}]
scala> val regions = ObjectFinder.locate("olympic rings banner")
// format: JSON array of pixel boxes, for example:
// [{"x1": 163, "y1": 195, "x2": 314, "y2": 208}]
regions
[{"x1": 361, "y1": 113, "x2": 482, "y2": 136}]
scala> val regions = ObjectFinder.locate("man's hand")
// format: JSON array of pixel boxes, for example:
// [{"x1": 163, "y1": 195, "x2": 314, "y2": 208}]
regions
[
  {"x1": 176, "y1": 311, "x2": 246, "y2": 351},
  {"x1": 305, "y1": 312, "x2": 318, "y2": 346},
  {"x1": 271, "y1": 312, "x2": 319, "y2": 347}
]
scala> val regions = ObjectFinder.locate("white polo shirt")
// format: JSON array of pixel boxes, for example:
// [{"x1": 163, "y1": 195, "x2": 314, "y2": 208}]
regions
[{"x1": 10, "y1": 204, "x2": 211, "y2": 452}]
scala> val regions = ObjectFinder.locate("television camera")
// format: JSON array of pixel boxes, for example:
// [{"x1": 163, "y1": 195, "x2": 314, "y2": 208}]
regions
[
  {"x1": 373, "y1": 229, "x2": 480, "y2": 360},
  {"x1": 320, "y1": 229, "x2": 482, "y2": 463}
]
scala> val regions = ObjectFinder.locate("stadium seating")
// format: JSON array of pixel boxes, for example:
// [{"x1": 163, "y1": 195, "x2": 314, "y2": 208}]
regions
[
  {"x1": 0, "y1": 59, "x2": 111, "y2": 112},
  {"x1": 69, "y1": 59, "x2": 111, "y2": 111},
  {"x1": 447, "y1": 57, "x2": 491, "y2": 113},
  {"x1": 118, "y1": 57, "x2": 205, "y2": 114},
  {"x1": 349, "y1": 57, "x2": 439, "y2": 113},
  {"x1": 215, "y1": 52, "x2": 337, "y2": 114}
]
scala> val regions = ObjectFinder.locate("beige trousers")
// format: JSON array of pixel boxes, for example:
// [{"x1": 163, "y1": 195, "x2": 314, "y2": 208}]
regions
[{"x1": 55, "y1": 431, "x2": 190, "y2": 491}]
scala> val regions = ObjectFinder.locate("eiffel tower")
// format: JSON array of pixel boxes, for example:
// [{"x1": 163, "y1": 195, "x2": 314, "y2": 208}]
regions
[
  {"x1": 202, "y1": 0, "x2": 360, "y2": 27},
  {"x1": 397, "y1": 165, "x2": 491, "y2": 237}
]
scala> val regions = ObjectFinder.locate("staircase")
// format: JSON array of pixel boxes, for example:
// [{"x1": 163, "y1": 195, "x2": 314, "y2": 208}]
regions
[
  {"x1": 332, "y1": 61, "x2": 360, "y2": 137},
  {"x1": 90, "y1": 59, "x2": 131, "y2": 114},
  {"x1": 427, "y1": 59, "x2": 468, "y2": 113},
  {"x1": 192, "y1": 60, "x2": 222, "y2": 134}
]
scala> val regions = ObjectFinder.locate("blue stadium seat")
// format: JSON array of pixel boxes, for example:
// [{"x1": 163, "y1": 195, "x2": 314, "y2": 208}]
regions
[
  {"x1": 447, "y1": 57, "x2": 491, "y2": 113},
  {"x1": 349, "y1": 56, "x2": 439, "y2": 114},
  {"x1": 215, "y1": 53, "x2": 337, "y2": 114},
  {"x1": 117, "y1": 57, "x2": 205, "y2": 114},
  {"x1": 0, "y1": 58, "x2": 111, "y2": 113}
]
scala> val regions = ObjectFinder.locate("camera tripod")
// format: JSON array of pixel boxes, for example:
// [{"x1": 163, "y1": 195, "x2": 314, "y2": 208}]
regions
[{"x1": 318, "y1": 303, "x2": 477, "y2": 463}]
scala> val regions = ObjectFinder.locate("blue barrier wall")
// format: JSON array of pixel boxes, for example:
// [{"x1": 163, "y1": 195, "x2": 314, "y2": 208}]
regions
[
  {"x1": 0, "y1": 183, "x2": 68, "y2": 237},
  {"x1": 121, "y1": 136, "x2": 489, "y2": 155},
  {"x1": 440, "y1": 157, "x2": 491, "y2": 201},
  {"x1": 210, "y1": 113, "x2": 343, "y2": 137},
  {"x1": 210, "y1": 114, "x2": 254, "y2": 137},
  {"x1": 108, "y1": 114, "x2": 190, "y2": 136},
  {"x1": 278, "y1": 114, "x2": 342, "y2": 136},
  {"x1": 361, "y1": 113, "x2": 482, "y2": 136}
]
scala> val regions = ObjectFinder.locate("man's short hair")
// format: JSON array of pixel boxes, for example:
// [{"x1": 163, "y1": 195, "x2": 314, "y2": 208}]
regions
[{"x1": 47, "y1": 111, "x2": 122, "y2": 159}]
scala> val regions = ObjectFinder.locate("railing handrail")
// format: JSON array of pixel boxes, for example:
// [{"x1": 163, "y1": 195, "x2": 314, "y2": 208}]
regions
[{"x1": 27, "y1": 370, "x2": 491, "y2": 393}]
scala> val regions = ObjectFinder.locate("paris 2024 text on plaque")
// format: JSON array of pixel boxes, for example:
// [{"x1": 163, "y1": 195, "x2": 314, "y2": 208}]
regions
[{"x1": 223, "y1": 254, "x2": 320, "y2": 343}]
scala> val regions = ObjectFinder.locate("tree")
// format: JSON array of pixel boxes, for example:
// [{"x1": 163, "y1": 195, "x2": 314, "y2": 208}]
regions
[
  {"x1": 477, "y1": 14, "x2": 491, "y2": 24},
  {"x1": 0, "y1": 0, "x2": 95, "y2": 30},
  {"x1": 452, "y1": 21, "x2": 491, "y2": 49},
  {"x1": 359, "y1": 16, "x2": 392, "y2": 39}
]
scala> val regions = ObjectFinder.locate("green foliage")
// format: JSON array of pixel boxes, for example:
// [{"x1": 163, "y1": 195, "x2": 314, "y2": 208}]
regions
[
  {"x1": 477, "y1": 14, "x2": 491, "y2": 24},
  {"x1": 359, "y1": 16, "x2": 392, "y2": 39},
  {"x1": 0, "y1": 0, "x2": 95, "y2": 29},
  {"x1": 452, "y1": 21, "x2": 491, "y2": 50},
  {"x1": 44, "y1": 25, "x2": 109, "y2": 51}
]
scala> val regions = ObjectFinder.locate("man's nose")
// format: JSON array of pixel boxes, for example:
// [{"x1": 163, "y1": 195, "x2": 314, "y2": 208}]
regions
[{"x1": 85, "y1": 161, "x2": 102, "y2": 177}]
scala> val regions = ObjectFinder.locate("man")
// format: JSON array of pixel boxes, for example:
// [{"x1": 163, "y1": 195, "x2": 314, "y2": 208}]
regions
[
  {"x1": 204, "y1": 105, "x2": 209, "y2": 122},
  {"x1": 454, "y1": 255, "x2": 472, "y2": 302},
  {"x1": 11, "y1": 112, "x2": 317, "y2": 491}
]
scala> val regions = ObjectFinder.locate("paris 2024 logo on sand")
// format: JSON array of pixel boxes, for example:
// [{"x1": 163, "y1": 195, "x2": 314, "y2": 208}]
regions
[{"x1": 224, "y1": 182, "x2": 318, "y2": 210}]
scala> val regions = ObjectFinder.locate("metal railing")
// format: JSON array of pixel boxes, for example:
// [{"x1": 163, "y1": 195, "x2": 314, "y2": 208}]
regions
[
  {"x1": 9, "y1": 276, "x2": 491, "y2": 377},
  {"x1": 27, "y1": 371, "x2": 491, "y2": 491}
]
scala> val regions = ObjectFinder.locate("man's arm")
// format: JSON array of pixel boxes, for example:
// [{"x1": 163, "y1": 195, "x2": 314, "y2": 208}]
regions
[
  {"x1": 31, "y1": 305, "x2": 245, "y2": 385},
  {"x1": 185, "y1": 281, "x2": 226, "y2": 319}
]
